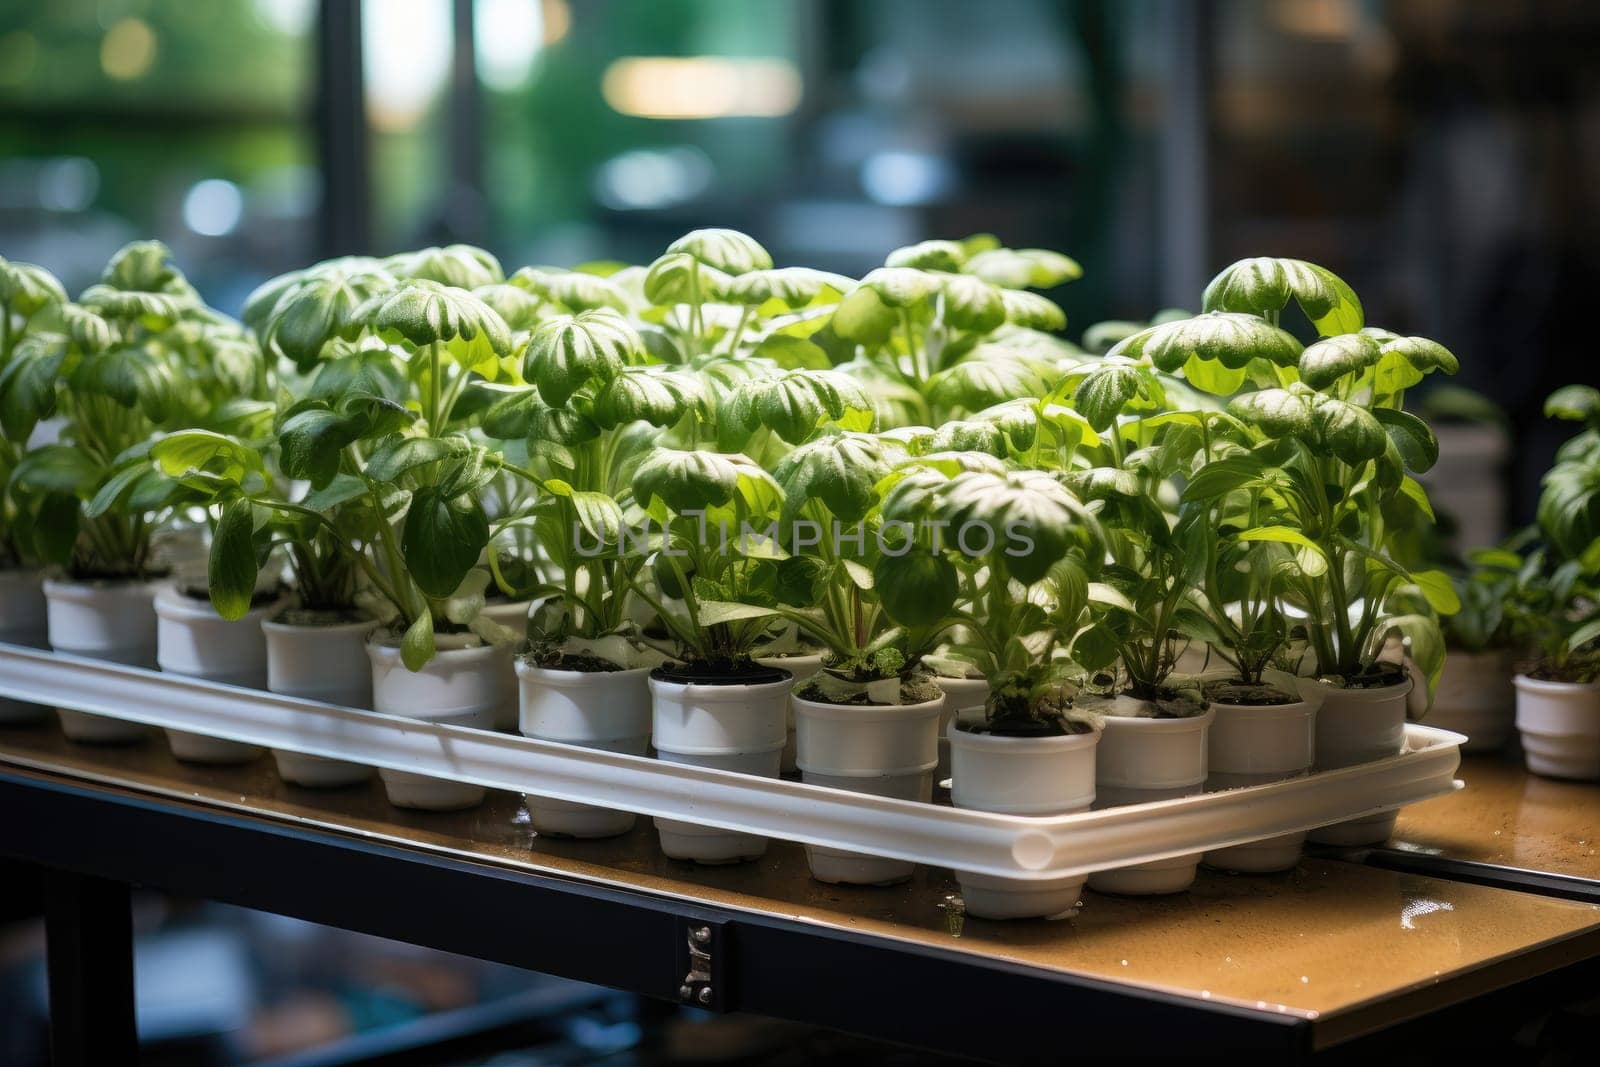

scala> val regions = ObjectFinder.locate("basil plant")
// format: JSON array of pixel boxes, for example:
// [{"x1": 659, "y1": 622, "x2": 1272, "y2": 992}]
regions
[
  {"x1": 3, "y1": 242, "x2": 267, "y2": 581},
  {"x1": 875, "y1": 452, "x2": 1110, "y2": 734}
]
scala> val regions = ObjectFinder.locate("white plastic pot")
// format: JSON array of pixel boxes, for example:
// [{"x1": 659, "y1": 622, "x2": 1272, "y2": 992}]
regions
[
  {"x1": 949, "y1": 722, "x2": 1100, "y2": 919},
  {"x1": 368, "y1": 638, "x2": 516, "y2": 810},
  {"x1": 1307, "y1": 678, "x2": 1412, "y2": 845},
  {"x1": 44, "y1": 577, "x2": 159, "y2": 744},
  {"x1": 479, "y1": 598, "x2": 532, "y2": 633},
  {"x1": 756, "y1": 652, "x2": 823, "y2": 774},
  {"x1": 1203, "y1": 694, "x2": 1316, "y2": 873},
  {"x1": 1087, "y1": 702, "x2": 1214, "y2": 895},
  {"x1": 1423, "y1": 649, "x2": 1515, "y2": 753},
  {"x1": 1514, "y1": 674, "x2": 1600, "y2": 781},
  {"x1": 516, "y1": 661, "x2": 652, "y2": 837},
  {"x1": 0, "y1": 567, "x2": 50, "y2": 723},
  {"x1": 154, "y1": 586, "x2": 278, "y2": 764},
  {"x1": 262, "y1": 614, "x2": 379, "y2": 787},
  {"x1": 650, "y1": 670, "x2": 794, "y2": 864},
  {"x1": 792, "y1": 692, "x2": 945, "y2": 885},
  {"x1": 932, "y1": 675, "x2": 989, "y2": 783}
]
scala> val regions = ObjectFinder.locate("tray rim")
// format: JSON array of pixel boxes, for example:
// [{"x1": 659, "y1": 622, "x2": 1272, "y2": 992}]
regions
[{"x1": 0, "y1": 641, "x2": 1464, "y2": 880}]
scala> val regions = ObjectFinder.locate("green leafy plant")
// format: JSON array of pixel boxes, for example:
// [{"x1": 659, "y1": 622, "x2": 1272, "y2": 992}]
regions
[
  {"x1": 875, "y1": 454, "x2": 1108, "y2": 733},
  {"x1": 3, "y1": 242, "x2": 267, "y2": 580}
]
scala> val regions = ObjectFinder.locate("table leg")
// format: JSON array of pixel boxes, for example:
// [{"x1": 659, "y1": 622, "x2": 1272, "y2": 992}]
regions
[{"x1": 43, "y1": 869, "x2": 137, "y2": 1067}]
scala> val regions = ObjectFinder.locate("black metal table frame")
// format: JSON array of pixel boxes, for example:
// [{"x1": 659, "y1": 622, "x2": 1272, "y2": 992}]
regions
[{"x1": 4, "y1": 767, "x2": 1598, "y2": 1066}]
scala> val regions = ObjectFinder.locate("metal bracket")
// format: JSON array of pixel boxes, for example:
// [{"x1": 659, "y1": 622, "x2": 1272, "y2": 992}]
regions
[{"x1": 676, "y1": 917, "x2": 728, "y2": 1011}]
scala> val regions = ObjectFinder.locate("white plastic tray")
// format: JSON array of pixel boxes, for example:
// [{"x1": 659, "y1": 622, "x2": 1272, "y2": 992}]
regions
[{"x1": 0, "y1": 642, "x2": 1464, "y2": 881}]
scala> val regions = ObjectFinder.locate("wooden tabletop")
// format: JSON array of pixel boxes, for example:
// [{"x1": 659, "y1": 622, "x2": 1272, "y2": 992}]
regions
[
  {"x1": 3, "y1": 722, "x2": 1598, "y2": 1050},
  {"x1": 1391, "y1": 754, "x2": 1600, "y2": 882}
]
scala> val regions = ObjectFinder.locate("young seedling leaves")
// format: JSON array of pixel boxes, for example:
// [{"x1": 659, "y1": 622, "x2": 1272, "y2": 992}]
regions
[
  {"x1": 665, "y1": 228, "x2": 772, "y2": 275},
  {"x1": 386, "y1": 244, "x2": 504, "y2": 289},
  {"x1": 1202, "y1": 257, "x2": 1364, "y2": 336},
  {"x1": 521, "y1": 308, "x2": 642, "y2": 406},
  {"x1": 209, "y1": 498, "x2": 265, "y2": 620}
]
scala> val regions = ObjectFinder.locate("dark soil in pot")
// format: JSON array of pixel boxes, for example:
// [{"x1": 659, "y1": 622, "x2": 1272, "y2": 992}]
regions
[
  {"x1": 1202, "y1": 680, "x2": 1300, "y2": 706},
  {"x1": 270, "y1": 606, "x2": 370, "y2": 627},
  {"x1": 793, "y1": 678, "x2": 943, "y2": 706},
  {"x1": 522, "y1": 649, "x2": 626, "y2": 673},
  {"x1": 651, "y1": 660, "x2": 791, "y2": 686}
]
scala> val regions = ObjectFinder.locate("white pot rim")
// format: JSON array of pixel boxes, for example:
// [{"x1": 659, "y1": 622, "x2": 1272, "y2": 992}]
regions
[
  {"x1": 792, "y1": 692, "x2": 946, "y2": 722},
  {"x1": 948, "y1": 721, "x2": 1101, "y2": 751},
  {"x1": 153, "y1": 584, "x2": 286, "y2": 622},
  {"x1": 1206, "y1": 697, "x2": 1312, "y2": 718},
  {"x1": 1102, "y1": 706, "x2": 1216, "y2": 732},
  {"x1": 648, "y1": 673, "x2": 794, "y2": 700},
  {"x1": 1313, "y1": 677, "x2": 1414, "y2": 703},
  {"x1": 515, "y1": 661, "x2": 651, "y2": 684},
  {"x1": 42, "y1": 576, "x2": 160, "y2": 600},
  {"x1": 261, "y1": 614, "x2": 380, "y2": 636},
  {"x1": 1513, "y1": 673, "x2": 1600, "y2": 695}
]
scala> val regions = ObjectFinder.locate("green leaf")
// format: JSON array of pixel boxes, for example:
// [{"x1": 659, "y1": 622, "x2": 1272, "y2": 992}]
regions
[
  {"x1": 1545, "y1": 385, "x2": 1600, "y2": 423},
  {"x1": 720, "y1": 267, "x2": 854, "y2": 308},
  {"x1": 1182, "y1": 456, "x2": 1262, "y2": 501},
  {"x1": 1373, "y1": 407, "x2": 1439, "y2": 474},
  {"x1": 264, "y1": 267, "x2": 393, "y2": 369},
  {"x1": 280, "y1": 407, "x2": 368, "y2": 488},
  {"x1": 717, "y1": 369, "x2": 874, "y2": 448},
  {"x1": 641, "y1": 252, "x2": 733, "y2": 306},
  {"x1": 1109, "y1": 311, "x2": 1302, "y2": 374},
  {"x1": 885, "y1": 240, "x2": 967, "y2": 272},
  {"x1": 665, "y1": 228, "x2": 772, "y2": 275},
  {"x1": 1298, "y1": 333, "x2": 1381, "y2": 389},
  {"x1": 386, "y1": 244, "x2": 503, "y2": 288},
  {"x1": 521, "y1": 308, "x2": 641, "y2": 406},
  {"x1": 750, "y1": 334, "x2": 830, "y2": 370},
  {"x1": 364, "y1": 435, "x2": 473, "y2": 483},
  {"x1": 965, "y1": 248, "x2": 1082, "y2": 289},
  {"x1": 1073, "y1": 360, "x2": 1149, "y2": 431},
  {"x1": 926, "y1": 350, "x2": 1060, "y2": 416},
  {"x1": 591, "y1": 367, "x2": 709, "y2": 429},
  {"x1": 1235, "y1": 525, "x2": 1328, "y2": 577},
  {"x1": 209, "y1": 499, "x2": 262, "y2": 621},
  {"x1": 1412, "y1": 569, "x2": 1462, "y2": 615},
  {"x1": 631, "y1": 449, "x2": 781, "y2": 518},
  {"x1": 471, "y1": 282, "x2": 543, "y2": 330},
  {"x1": 772, "y1": 432, "x2": 896, "y2": 522},
  {"x1": 873, "y1": 550, "x2": 959, "y2": 626},
  {"x1": 830, "y1": 286, "x2": 897, "y2": 345},
  {"x1": 859, "y1": 267, "x2": 940, "y2": 308},
  {"x1": 999, "y1": 288, "x2": 1067, "y2": 331},
  {"x1": 12, "y1": 444, "x2": 99, "y2": 496},
  {"x1": 1202, "y1": 257, "x2": 1363, "y2": 335},
  {"x1": 0, "y1": 333, "x2": 67, "y2": 441},
  {"x1": 402, "y1": 487, "x2": 490, "y2": 598},
  {"x1": 939, "y1": 274, "x2": 1006, "y2": 333},
  {"x1": 0, "y1": 256, "x2": 67, "y2": 315},
  {"x1": 150, "y1": 430, "x2": 262, "y2": 485},
  {"x1": 1228, "y1": 387, "x2": 1315, "y2": 438},
  {"x1": 696, "y1": 600, "x2": 782, "y2": 627},
  {"x1": 401, "y1": 610, "x2": 435, "y2": 671},
  {"x1": 512, "y1": 267, "x2": 631, "y2": 313},
  {"x1": 359, "y1": 280, "x2": 512, "y2": 375},
  {"x1": 1312, "y1": 396, "x2": 1387, "y2": 464}
]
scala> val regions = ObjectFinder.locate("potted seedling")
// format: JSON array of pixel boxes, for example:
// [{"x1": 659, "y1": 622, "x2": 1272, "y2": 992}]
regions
[
  {"x1": 4, "y1": 242, "x2": 236, "y2": 743},
  {"x1": 0, "y1": 256, "x2": 69, "y2": 722},
  {"x1": 485, "y1": 309, "x2": 698, "y2": 837},
  {"x1": 1511, "y1": 386, "x2": 1600, "y2": 779},
  {"x1": 628, "y1": 446, "x2": 796, "y2": 864},
  {"x1": 1203, "y1": 257, "x2": 1460, "y2": 844},
  {"x1": 754, "y1": 429, "x2": 955, "y2": 886},
  {"x1": 879, "y1": 456, "x2": 1108, "y2": 918},
  {"x1": 315, "y1": 280, "x2": 520, "y2": 809}
]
